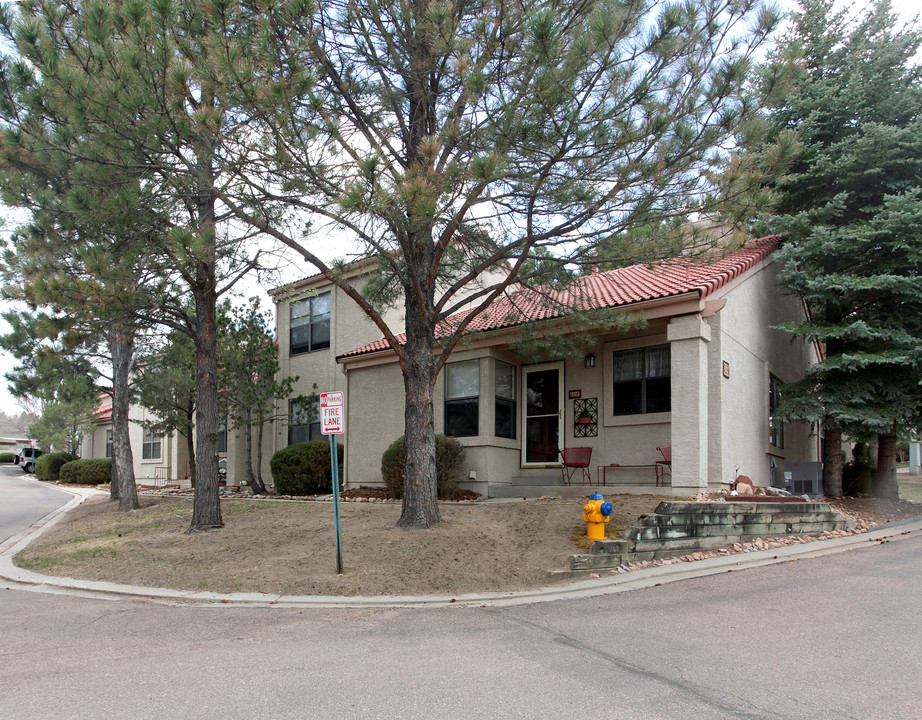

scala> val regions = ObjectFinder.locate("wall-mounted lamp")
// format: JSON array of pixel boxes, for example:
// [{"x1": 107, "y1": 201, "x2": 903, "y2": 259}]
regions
[{"x1": 584, "y1": 354, "x2": 596, "y2": 369}]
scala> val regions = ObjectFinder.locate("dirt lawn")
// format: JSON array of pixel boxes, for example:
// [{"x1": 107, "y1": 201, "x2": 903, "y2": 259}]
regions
[
  {"x1": 15, "y1": 494, "x2": 669, "y2": 596},
  {"x1": 15, "y1": 492, "x2": 921, "y2": 597}
]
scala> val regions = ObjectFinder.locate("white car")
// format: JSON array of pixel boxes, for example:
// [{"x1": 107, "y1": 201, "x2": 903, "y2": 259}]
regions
[{"x1": 14, "y1": 448, "x2": 44, "y2": 473}]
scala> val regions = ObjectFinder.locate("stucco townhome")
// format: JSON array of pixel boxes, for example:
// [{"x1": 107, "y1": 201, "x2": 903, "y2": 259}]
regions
[
  {"x1": 84, "y1": 235, "x2": 819, "y2": 496},
  {"x1": 320, "y1": 235, "x2": 821, "y2": 498},
  {"x1": 83, "y1": 396, "x2": 204, "y2": 486}
]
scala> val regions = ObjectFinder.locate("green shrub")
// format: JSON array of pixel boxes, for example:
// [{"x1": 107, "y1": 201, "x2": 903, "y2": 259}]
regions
[
  {"x1": 270, "y1": 441, "x2": 343, "y2": 495},
  {"x1": 35, "y1": 452, "x2": 78, "y2": 482},
  {"x1": 0, "y1": 452, "x2": 15, "y2": 463},
  {"x1": 381, "y1": 435, "x2": 465, "y2": 500},
  {"x1": 59, "y1": 458, "x2": 112, "y2": 485}
]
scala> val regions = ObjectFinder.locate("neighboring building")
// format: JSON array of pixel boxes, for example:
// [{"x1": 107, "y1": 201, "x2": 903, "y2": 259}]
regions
[
  {"x1": 0, "y1": 436, "x2": 31, "y2": 453},
  {"x1": 266, "y1": 258, "x2": 407, "y2": 477},
  {"x1": 331, "y1": 236, "x2": 820, "y2": 497},
  {"x1": 82, "y1": 395, "x2": 194, "y2": 486}
]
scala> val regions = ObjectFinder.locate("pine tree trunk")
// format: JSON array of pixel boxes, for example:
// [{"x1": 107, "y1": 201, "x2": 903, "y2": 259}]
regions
[
  {"x1": 874, "y1": 430, "x2": 900, "y2": 500},
  {"x1": 823, "y1": 425, "x2": 844, "y2": 497},
  {"x1": 255, "y1": 420, "x2": 266, "y2": 493},
  {"x1": 189, "y1": 280, "x2": 223, "y2": 531},
  {"x1": 399, "y1": 366, "x2": 440, "y2": 528},
  {"x1": 184, "y1": 403, "x2": 196, "y2": 488},
  {"x1": 244, "y1": 409, "x2": 267, "y2": 494},
  {"x1": 187, "y1": 120, "x2": 222, "y2": 531},
  {"x1": 109, "y1": 450, "x2": 120, "y2": 503},
  {"x1": 395, "y1": 27, "x2": 442, "y2": 528},
  {"x1": 110, "y1": 326, "x2": 139, "y2": 511},
  {"x1": 398, "y1": 319, "x2": 441, "y2": 528}
]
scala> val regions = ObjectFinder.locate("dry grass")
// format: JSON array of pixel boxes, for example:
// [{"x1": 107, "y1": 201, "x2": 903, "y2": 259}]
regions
[
  {"x1": 17, "y1": 489, "x2": 920, "y2": 597},
  {"x1": 898, "y1": 475, "x2": 922, "y2": 503},
  {"x1": 15, "y1": 494, "x2": 669, "y2": 596}
]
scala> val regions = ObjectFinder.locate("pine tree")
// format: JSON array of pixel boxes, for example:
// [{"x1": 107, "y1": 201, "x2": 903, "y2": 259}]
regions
[
  {"x1": 233, "y1": 0, "x2": 780, "y2": 527},
  {"x1": 1, "y1": 0, "x2": 781, "y2": 528},
  {"x1": 217, "y1": 299, "x2": 300, "y2": 495},
  {"x1": 0, "y1": 1, "x2": 272, "y2": 529},
  {"x1": 135, "y1": 328, "x2": 198, "y2": 489},
  {"x1": 0, "y1": 50, "x2": 178, "y2": 511},
  {"x1": 758, "y1": 0, "x2": 922, "y2": 498},
  {"x1": 0, "y1": 313, "x2": 99, "y2": 455}
]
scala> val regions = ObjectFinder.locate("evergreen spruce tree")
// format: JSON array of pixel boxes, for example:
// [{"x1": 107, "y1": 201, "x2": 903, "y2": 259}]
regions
[{"x1": 758, "y1": 0, "x2": 922, "y2": 498}]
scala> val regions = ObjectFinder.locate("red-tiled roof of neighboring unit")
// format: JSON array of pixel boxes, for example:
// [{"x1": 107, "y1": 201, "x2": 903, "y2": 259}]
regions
[
  {"x1": 338, "y1": 235, "x2": 782, "y2": 360},
  {"x1": 92, "y1": 395, "x2": 113, "y2": 422}
]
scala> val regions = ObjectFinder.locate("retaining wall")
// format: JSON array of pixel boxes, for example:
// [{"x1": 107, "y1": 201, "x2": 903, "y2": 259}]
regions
[{"x1": 570, "y1": 500, "x2": 854, "y2": 571}]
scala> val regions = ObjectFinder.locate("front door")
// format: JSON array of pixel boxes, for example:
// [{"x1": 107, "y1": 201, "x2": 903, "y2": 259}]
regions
[{"x1": 522, "y1": 362, "x2": 564, "y2": 466}]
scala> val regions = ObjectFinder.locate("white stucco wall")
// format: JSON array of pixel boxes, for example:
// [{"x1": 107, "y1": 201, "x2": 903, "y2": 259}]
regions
[
  {"x1": 667, "y1": 315, "x2": 712, "y2": 492},
  {"x1": 710, "y1": 258, "x2": 819, "y2": 487},
  {"x1": 343, "y1": 360, "x2": 408, "y2": 486},
  {"x1": 82, "y1": 423, "x2": 111, "y2": 461}
]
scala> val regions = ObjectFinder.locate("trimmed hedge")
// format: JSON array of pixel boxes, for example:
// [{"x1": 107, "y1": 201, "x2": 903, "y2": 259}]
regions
[
  {"x1": 0, "y1": 452, "x2": 15, "y2": 463},
  {"x1": 59, "y1": 458, "x2": 112, "y2": 485},
  {"x1": 270, "y1": 441, "x2": 343, "y2": 495},
  {"x1": 381, "y1": 435, "x2": 465, "y2": 500},
  {"x1": 35, "y1": 452, "x2": 77, "y2": 482}
]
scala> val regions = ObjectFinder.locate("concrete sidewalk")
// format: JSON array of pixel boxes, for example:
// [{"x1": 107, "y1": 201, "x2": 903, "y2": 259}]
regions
[{"x1": 3, "y1": 481, "x2": 921, "y2": 609}]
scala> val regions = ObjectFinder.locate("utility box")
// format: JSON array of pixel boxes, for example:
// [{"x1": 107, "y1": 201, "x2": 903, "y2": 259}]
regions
[{"x1": 784, "y1": 462, "x2": 823, "y2": 497}]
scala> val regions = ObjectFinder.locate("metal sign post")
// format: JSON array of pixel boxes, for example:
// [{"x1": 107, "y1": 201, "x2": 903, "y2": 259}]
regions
[{"x1": 320, "y1": 392, "x2": 345, "y2": 574}]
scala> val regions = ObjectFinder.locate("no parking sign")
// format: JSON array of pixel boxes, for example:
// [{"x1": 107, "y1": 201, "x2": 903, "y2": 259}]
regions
[
  {"x1": 320, "y1": 391, "x2": 344, "y2": 435},
  {"x1": 320, "y1": 391, "x2": 345, "y2": 574}
]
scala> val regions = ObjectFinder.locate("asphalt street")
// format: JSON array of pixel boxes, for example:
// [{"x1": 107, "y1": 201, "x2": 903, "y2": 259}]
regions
[
  {"x1": 0, "y1": 464, "x2": 72, "y2": 545},
  {"x1": 1, "y1": 468, "x2": 920, "y2": 720}
]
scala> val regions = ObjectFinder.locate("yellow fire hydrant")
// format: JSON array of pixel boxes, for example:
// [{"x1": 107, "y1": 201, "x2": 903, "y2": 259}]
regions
[{"x1": 583, "y1": 491, "x2": 614, "y2": 542}]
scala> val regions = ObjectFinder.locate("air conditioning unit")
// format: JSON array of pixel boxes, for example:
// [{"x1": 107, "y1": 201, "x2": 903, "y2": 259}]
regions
[{"x1": 784, "y1": 462, "x2": 823, "y2": 496}]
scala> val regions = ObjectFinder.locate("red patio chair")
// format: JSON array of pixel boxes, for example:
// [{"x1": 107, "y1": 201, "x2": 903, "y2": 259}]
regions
[
  {"x1": 655, "y1": 445, "x2": 671, "y2": 486},
  {"x1": 559, "y1": 446, "x2": 592, "y2": 485}
]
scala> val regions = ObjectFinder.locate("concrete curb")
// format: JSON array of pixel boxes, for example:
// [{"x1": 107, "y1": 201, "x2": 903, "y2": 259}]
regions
[{"x1": 2, "y1": 487, "x2": 921, "y2": 608}]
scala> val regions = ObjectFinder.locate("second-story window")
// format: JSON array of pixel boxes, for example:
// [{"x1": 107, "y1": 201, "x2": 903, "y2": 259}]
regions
[{"x1": 290, "y1": 292, "x2": 331, "y2": 355}]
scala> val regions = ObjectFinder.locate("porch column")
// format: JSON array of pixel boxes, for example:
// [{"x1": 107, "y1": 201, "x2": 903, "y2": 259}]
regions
[{"x1": 667, "y1": 314, "x2": 711, "y2": 492}]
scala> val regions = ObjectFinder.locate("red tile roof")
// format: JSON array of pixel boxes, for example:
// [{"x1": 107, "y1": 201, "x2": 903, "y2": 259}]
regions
[
  {"x1": 338, "y1": 235, "x2": 781, "y2": 359},
  {"x1": 93, "y1": 399, "x2": 113, "y2": 423}
]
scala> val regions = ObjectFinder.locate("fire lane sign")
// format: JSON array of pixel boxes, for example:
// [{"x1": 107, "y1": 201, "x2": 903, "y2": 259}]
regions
[{"x1": 320, "y1": 391, "x2": 345, "y2": 435}]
